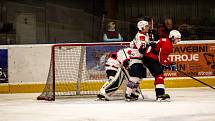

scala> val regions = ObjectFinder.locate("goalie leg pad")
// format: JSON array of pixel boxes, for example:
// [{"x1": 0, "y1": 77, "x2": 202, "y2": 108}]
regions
[
  {"x1": 101, "y1": 68, "x2": 124, "y2": 94},
  {"x1": 106, "y1": 70, "x2": 117, "y2": 78}
]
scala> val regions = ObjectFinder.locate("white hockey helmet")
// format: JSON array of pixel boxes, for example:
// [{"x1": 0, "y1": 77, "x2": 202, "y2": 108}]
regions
[
  {"x1": 169, "y1": 30, "x2": 181, "y2": 44},
  {"x1": 169, "y1": 30, "x2": 181, "y2": 39},
  {"x1": 137, "y1": 20, "x2": 149, "y2": 31}
]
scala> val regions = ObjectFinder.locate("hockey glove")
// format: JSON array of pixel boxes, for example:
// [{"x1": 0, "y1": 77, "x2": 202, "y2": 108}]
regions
[
  {"x1": 139, "y1": 47, "x2": 146, "y2": 54},
  {"x1": 147, "y1": 41, "x2": 157, "y2": 48}
]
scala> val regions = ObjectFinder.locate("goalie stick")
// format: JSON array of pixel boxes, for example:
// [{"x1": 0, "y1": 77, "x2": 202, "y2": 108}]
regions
[{"x1": 177, "y1": 69, "x2": 215, "y2": 90}]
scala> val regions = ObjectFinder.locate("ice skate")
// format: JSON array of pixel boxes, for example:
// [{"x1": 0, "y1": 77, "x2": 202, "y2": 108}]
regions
[
  {"x1": 96, "y1": 93, "x2": 111, "y2": 101},
  {"x1": 130, "y1": 93, "x2": 139, "y2": 101},
  {"x1": 125, "y1": 94, "x2": 132, "y2": 102},
  {"x1": 97, "y1": 94, "x2": 105, "y2": 99},
  {"x1": 156, "y1": 94, "x2": 170, "y2": 102},
  {"x1": 125, "y1": 93, "x2": 140, "y2": 102}
]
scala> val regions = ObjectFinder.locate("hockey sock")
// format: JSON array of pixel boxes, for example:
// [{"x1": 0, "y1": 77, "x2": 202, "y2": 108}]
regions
[
  {"x1": 155, "y1": 87, "x2": 165, "y2": 97},
  {"x1": 126, "y1": 77, "x2": 140, "y2": 95}
]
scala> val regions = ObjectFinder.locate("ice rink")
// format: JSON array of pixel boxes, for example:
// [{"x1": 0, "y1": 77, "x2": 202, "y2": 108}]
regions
[{"x1": 1, "y1": 87, "x2": 215, "y2": 121}]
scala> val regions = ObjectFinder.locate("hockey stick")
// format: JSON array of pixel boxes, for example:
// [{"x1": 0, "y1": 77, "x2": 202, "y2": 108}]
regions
[
  {"x1": 121, "y1": 49, "x2": 145, "y2": 99},
  {"x1": 177, "y1": 69, "x2": 215, "y2": 90},
  {"x1": 150, "y1": 18, "x2": 154, "y2": 42}
]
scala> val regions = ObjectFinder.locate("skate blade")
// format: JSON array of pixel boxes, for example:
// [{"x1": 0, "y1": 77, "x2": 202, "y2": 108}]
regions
[
  {"x1": 96, "y1": 97, "x2": 125, "y2": 101},
  {"x1": 125, "y1": 98, "x2": 131, "y2": 102},
  {"x1": 95, "y1": 97, "x2": 110, "y2": 101},
  {"x1": 156, "y1": 98, "x2": 171, "y2": 102},
  {"x1": 125, "y1": 98, "x2": 139, "y2": 102}
]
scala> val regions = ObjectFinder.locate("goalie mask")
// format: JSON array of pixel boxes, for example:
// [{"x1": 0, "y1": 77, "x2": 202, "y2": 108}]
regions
[
  {"x1": 137, "y1": 20, "x2": 149, "y2": 31},
  {"x1": 169, "y1": 30, "x2": 181, "y2": 44}
]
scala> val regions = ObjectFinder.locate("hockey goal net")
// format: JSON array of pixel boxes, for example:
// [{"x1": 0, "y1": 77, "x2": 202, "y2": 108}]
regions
[{"x1": 37, "y1": 42, "x2": 129, "y2": 101}]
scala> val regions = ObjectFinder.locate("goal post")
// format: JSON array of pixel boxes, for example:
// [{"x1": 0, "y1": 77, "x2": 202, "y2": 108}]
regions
[{"x1": 37, "y1": 42, "x2": 129, "y2": 101}]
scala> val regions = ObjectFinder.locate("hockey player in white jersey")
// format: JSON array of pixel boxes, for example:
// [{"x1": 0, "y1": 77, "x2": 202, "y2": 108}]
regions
[
  {"x1": 97, "y1": 52, "x2": 124, "y2": 100},
  {"x1": 97, "y1": 47, "x2": 145, "y2": 101},
  {"x1": 124, "y1": 20, "x2": 150, "y2": 101},
  {"x1": 119, "y1": 48, "x2": 145, "y2": 101},
  {"x1": 130, "y1": 20, "x2": 150, "y2": 54}
]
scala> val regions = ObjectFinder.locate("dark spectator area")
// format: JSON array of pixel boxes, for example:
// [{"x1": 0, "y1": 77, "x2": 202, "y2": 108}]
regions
[{"x1": 0, "y1": 0, "x2": 215, "y2": 44}]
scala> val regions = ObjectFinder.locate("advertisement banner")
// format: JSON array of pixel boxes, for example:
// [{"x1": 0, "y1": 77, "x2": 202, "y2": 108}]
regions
[
  {"x1": 0, "y1": 49, "x2": 8, "y2": 83},
  {"x1": 86, "y1": 45, "x2": 125, "y2": 79},
  {"x1": 86, "y1": 43, "x2": 215, "y2": 79},
  {"x1": 164, "y1": 43, "x2": 215, "y2": 77}
]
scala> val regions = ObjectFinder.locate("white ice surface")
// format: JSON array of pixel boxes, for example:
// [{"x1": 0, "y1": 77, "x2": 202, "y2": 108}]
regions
[{"x1": 0, "y1": 87, "x2": 215, "y2": 121}]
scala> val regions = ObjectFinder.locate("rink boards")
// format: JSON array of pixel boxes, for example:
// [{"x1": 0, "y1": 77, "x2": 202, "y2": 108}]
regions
[
  {"x1": 0, "y1": 40, "x2": 215, "y2": 93},
  {"x1": 0, "y1": 76, "x2": 214, "y2": 93}
]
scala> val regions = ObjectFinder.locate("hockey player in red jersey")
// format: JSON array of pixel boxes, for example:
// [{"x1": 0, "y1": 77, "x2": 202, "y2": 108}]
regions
[{"x1": 143, "y1": 30, "x2": 181, "y2": 101}]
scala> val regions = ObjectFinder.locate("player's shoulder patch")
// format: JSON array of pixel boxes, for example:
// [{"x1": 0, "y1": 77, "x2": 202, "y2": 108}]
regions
[{"x1": 139, "y1": 36, "x2": 145, "y2": 41}]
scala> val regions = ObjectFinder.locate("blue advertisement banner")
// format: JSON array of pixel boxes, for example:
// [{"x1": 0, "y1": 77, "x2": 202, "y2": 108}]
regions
[
  {"x1": 86, "y1": 45, "x2": 125, "y2": 79},
  {"x1": 0, "y1": 49, "x2": 8, "y2": 83},
  {"x1": 86, "y1": 46, "x2": 123, "y2": 70}
]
